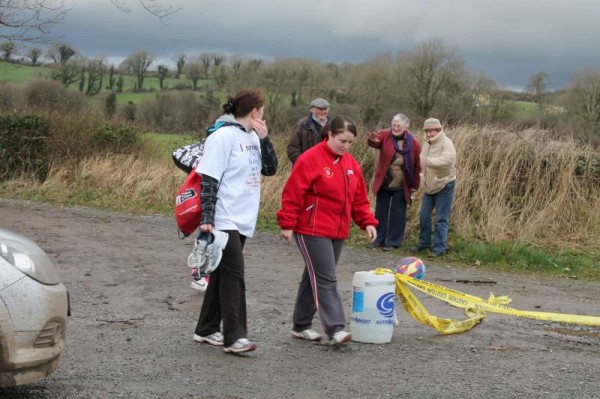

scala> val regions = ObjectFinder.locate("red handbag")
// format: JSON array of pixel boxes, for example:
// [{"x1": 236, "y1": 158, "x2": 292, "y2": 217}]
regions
[{"x1": 174, "y1": 170, "x2": 202, "y2": 237}]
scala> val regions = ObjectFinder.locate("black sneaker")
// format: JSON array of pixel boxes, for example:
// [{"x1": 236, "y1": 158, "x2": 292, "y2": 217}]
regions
[{"x1": 411, "y1": 246, "x2": 428, "y2": 254}]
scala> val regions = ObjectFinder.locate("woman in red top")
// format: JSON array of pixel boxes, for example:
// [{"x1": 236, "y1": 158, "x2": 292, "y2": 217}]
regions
[
  {"x1": 367, "y1": 113, "x2": 422, "y2": 251},
  {"x1": 278, "y1": 115, "x2": 378, "y2": 346}
]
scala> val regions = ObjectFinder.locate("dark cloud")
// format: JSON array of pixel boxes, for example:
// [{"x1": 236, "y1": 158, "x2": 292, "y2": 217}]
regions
[{"x1": 48, "y1": 0, "x2": 600, "y2": 90}]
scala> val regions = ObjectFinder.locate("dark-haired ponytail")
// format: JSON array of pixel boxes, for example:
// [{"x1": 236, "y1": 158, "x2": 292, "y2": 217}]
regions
[
  {"x1": 223, "y1": 99, "x2": 236, "y2": 114},
  {"x1": 221, "y1": 89, "x2": 264, "y2": 117}
]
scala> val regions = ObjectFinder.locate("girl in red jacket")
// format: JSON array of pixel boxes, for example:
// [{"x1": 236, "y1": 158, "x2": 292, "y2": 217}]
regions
[{"x1": 278, "y1": 115, "x2": 378, "y2": 346}]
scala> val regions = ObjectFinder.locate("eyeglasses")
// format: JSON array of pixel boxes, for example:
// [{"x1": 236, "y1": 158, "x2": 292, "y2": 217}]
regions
[{"x1": 424, "y1": 128, "x2": 441, "y2": 133}]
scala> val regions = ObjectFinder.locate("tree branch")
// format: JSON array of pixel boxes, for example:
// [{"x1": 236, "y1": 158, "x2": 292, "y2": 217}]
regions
[
  {"x1": 1, "y1": 0, "x2": 181, "y2": 43},
  {"x1": 0, "y1": 0, "x2": 69, "y2": 43},
  {"x1": 137, "y1": 0, "x2": 181, "y2": 22}
]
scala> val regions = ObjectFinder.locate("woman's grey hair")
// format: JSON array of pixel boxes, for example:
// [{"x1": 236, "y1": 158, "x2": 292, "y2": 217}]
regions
[{"x1": 392, "y1": 113, "x2": 410, "y2": 128}]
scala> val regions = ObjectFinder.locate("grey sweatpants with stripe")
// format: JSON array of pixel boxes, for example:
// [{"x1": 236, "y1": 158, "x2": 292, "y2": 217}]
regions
[{"x1": 293, "y1": 234, "x2": 346, "y2": 338}]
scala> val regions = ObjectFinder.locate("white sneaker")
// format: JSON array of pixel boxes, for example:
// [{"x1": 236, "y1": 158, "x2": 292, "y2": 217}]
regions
[
  {"x1": 193, "y1": 332, "x2": 224, "y2": 346},
  {"x1": 223, "y1": 338, "x2": 256, "y2": 354},
  {"x1": 291, "y1": 329, "x2": 322, "y2": 342},
  {"x1": 188, "y1": 234, "x2": 209, "y2": 269},
  {"x1": 190, "y1": 276, "x2": 208, "y2": 292},
  {"x1": 328, "y1": 331, "x2": 351, "y2": 347},
  {"x1": 201, "y1": 231, "x2": 229, "y2": 274}
]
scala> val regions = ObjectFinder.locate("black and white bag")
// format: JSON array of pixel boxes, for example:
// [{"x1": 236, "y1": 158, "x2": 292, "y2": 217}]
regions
[{"x1": 172, "y1": 139, "x2": 205, "y2": 174}]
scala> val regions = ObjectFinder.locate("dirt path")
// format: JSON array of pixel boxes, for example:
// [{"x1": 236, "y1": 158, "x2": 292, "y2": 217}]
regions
[{"x1": 1, "y1": 199, "x2": 599, "y2": 398}]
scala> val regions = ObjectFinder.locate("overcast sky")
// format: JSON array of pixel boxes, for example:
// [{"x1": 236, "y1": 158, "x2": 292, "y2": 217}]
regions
[{"x1": 48, "y1": 0, "x2": 600, "y2": 90}]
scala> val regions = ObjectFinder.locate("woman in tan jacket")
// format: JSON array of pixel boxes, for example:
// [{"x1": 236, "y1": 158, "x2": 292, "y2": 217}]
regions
[{"x1": 412, "y1": 118, "x2": 456, "y2": 257}]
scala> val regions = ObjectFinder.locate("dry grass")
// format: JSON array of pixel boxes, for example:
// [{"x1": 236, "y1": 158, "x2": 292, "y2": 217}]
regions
[
  {"x1": 9, "y1": 125, "x2": 599, "y2": 251},
  {"x1": 261, "y1": 126, "x2": 600, "y2": 249},
  {"x1": 450, "y1": 126, "x2": 600, "y2": 248},
  {"x1": 9, "y1": 152, "x2": 182, "y2": 214},
  {"x1": 76, "y1": 154, "x2": 181, "y2": 205}
]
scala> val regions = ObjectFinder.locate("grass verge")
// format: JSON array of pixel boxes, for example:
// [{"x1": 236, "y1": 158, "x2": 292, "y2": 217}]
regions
[
  {"x1": 450, "y1": 236, "x2": 600, "y2": 280},
  {"x1": 2, "y1": 180, "x2": 599, "y2": 281},
  {"x1": 1, "y1": 131, "x2": 599, "y2": 281}
]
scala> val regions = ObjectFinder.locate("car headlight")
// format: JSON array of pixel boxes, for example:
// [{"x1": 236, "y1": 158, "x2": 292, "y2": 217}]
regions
[{"x1": 0, "y1": 238, "x2": 61, "y2": 286}]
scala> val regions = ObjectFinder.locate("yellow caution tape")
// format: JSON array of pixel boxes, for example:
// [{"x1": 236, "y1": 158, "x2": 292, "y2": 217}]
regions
[{"x1": 372, "y1": 268, "x2": 600, "y2": 335}]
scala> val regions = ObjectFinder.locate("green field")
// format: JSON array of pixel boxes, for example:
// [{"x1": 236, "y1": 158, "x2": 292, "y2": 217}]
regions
[
  {"x1": 86, "y1": 91, "x2": 163, "y2": 106},
  {"x1": 512, "y1": 100, "x2": 541, "y2": 119},
  {"x1": 0, "y1": 60, "x2": 213, "y2": 104},
  {"x1": 2, "y1": 60, "x2": 544, "y2": 121},
  {"x1": 143, "y1": 132, "x2": 200, "y2": 161},
  {"x1": 0, "y1": 61, "x2": 53, "y2": 83},
  {"x1": 117, "y1": 73, "x2": 211, "y2": 92}
]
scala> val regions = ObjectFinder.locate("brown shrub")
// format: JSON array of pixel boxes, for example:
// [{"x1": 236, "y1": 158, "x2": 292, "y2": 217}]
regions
[
  {"x1": 137, "y1": 91, "x2": 215, "y2": 133},
  {"x1": 261, "y1": 125, "x2": 600, "y2": 248},
  {"x1": 0, "y1": 82, "x2": 24, "y2": 111},
  {"x1": 23, "y1": 78, "x2": 87, "y2": 112}
]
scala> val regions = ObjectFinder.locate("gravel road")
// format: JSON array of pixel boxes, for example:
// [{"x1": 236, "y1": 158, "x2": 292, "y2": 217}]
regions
[{"x1": 1, "y1": 199, "x2": 599, "y2": 399}]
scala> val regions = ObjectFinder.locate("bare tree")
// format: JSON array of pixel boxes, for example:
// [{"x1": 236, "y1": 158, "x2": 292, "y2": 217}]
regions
[
  {"x1": 58, "y1": 42, "x2": 74, "y2": 61},
  {"x1": 115, "y1": 75, "x2": 124, "y2": 92},
  {"x1": 1, "y1": 1, "x2": 179, "y2": 43},
  {"x1": 110, "y1": 0, "x2": 180, "y2": 21},
  {"x1": 47, "y1": 42, "x2": 79, "y2": 87},
  {"x1": 174, "y1": 54, "x2": 185, "y2": 78},
  {"x1": 299, "y1": 59, "x2": 335, "y2": 101},
  {"x1": 50, "y1": 54, "x2": 84, "y2": 87},
  {"x1": 120, "y1": 50, "x2": 154, "y2": 91},
  {"x1": 106, "y1": 64, "x2": 116, "y2": 90},
  {"x1": 397, "y1": 39, "x2": 469, "y2": 119},
  {"x1": 0, "y1": 0, "x2": 68, "y2": 43},
  {"x1": 567, "y1": 69, "x2": 600, "y2": 136},
  {"x1": 0, "y1": 40, "x2": 16, "y2": 59},
  {"x1": 212, "y1": 54, "x2": 223, "y2": 67},
  {"x1": 526, "y1": 72, "x2": 550, "y2": 108},
  {"x1": 184, "y1": 61, "x2": 203, "y2": 89},
  {"x1": 228, "y1": 56, "x2": 243, "y2": 88},
  {"x1": 260, "y1": 62, "x2": 296, "y2": 131},
  {"x1": 212, "y1": 63, "x2": 227, "y2": 90},
  {"x1": 85, "y1": 57, "x2": 105, "y2": 95},
  {"x1": 346, "y1": 54, "x2": 395, "y2": 124},
  {"x1": 325, "y1": 62, "x2": 341, "y2": 81},
  {"x1": 199, "y1": 53, "x2": 212, "y2": 78},
  {"x1": 46, "y1": 42, "x2": 60, "y2": 63},
  {"x1": 26, "y1": 46, "x2": 42, "y2": 64},
  {"x1": 469, "y1": 72, "x2": 515, "y2": 123},
  {"x1": 156, "y1": 64, "x2": 168, "y2": 90},
  {"x1": 229, "y1": 58, "x2": 263, "y2": 92},
  {"x1": 46, "y1": 42, "x2": 75, "y2": 64}
]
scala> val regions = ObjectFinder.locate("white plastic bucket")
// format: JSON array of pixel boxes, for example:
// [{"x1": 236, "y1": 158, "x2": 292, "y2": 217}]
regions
[{"x1": 350, "y1": 271, "x2": 395, "y2": 343}]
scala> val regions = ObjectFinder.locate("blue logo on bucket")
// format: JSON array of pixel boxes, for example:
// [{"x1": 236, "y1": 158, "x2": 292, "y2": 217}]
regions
[
  {"x1": 376, "y1": 292, "x2": 395, "y2": 318},
  {"x1": 352, "y1": 290, "x2": 365, "y2": 313}
]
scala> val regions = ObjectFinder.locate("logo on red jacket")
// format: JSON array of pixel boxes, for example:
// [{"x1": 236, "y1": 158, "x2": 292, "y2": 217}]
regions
[{"x1": 323, "y1": 167, "x2": 333, "y2": 178}]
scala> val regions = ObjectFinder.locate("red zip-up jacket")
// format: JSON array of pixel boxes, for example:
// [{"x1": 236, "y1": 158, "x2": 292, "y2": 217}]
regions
[
  {"x1": 367, "y1": 129, "x2": 422, "y2": 202},
  {"x1": 277, "y1": 141, "x2": 378, "y2": 240}
]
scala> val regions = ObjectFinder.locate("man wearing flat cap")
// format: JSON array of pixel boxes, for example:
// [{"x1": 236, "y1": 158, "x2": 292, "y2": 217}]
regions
[{"x1": 286, "y1": 97, "x2": 331, "y2": 164}]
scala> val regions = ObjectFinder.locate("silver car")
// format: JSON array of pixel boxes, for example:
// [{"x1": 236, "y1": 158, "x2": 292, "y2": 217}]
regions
[{"x1": 0, "y1": 228, "x2": 69, "y2": 387}]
